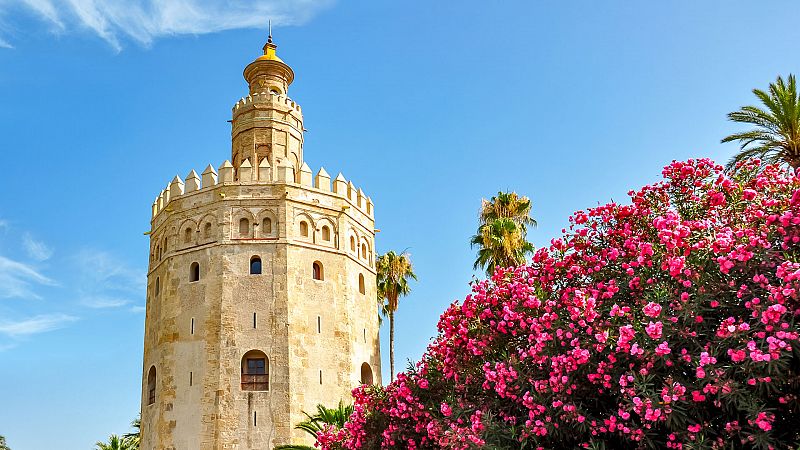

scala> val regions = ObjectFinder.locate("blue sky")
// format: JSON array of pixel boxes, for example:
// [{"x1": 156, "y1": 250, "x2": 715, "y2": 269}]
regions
[{"x1": 1, "y1": 1, "x2": 799, "y2": 448}]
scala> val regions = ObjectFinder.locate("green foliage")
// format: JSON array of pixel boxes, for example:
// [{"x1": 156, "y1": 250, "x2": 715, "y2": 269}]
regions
[
  {"x1": 0, "y1": 435, "x2": 9, "y2": 450},
  {"x1": 275, "y1": 401, "x2": 354, "y2": 450},
  {"x1": 470, "y1": 217, "x2": 534, "y2": 275},
  {"x1": 377, "y1": 250, "x2": 417, "y2": 381},
  {"x1": 122, "y1": 415, "x2": 140, "y2": 449},
  {"x1": 94, "y1": 435, "x2": 136, "y2": 450},
  {"x1": 376, "y1": 251, "x2": 417, "y2": 315},
  {"x1": 471, "y1": 191, "x2": 536, "y2": 275},
  {"x1": 723, "y1": 74, "x2": 800, "y2": 169}
]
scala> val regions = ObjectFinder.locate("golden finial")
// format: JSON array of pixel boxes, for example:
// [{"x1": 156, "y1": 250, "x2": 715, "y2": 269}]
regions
[{"x1": 258, "y1": 20, "x2": 283, "y2": 62}]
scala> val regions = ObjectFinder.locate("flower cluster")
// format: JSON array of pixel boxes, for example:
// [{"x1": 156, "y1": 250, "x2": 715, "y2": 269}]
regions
[{"x1": 320, "y1": 159, "x2": 800, "y2": 449}]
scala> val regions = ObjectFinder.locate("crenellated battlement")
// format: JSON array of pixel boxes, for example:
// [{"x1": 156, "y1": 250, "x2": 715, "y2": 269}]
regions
[
  {"x1": 142, "y1": 34, "x2": 382, "y2": 450},
  {"x1": 232, "y1": 91, "x2": 302, "y2": 114},
  {"x1": 151, "y1": 158, "x2": 374, "y2": 220}
]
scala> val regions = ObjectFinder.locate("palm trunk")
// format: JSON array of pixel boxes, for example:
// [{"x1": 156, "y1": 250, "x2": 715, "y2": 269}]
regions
[{"x1": 389, "y1": 310, "x2": 395, "y2": 382}]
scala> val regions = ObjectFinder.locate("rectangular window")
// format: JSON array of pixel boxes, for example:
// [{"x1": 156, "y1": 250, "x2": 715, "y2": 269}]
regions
[
  {"x1": 254, "y1": 411, "x2": 257, "y2": 427},
  {"x1": 317, "y1": 316, "x2": 321, "y2": 333},
  {"x1": 191, "y1": 318, "x2": 195, "y2": 335},
  {"x1": 364, "y1": 328, "x2": 366, "y2": 343},
  {"x1": 247, "y1": 358, "x2": 266, "y2": 375},
  {"x1": 253, "y1": 312, "x2": 257, "y2": 329},
  {"x1": 319, "y1": 370, "x2": 323, "y2": 385},
  {"x1": 189, "y1": 371, "x2": 193, "y2": 386}
]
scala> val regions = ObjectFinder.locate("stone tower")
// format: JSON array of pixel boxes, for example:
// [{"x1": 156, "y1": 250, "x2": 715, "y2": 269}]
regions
[{"x1": 140, "y1": 34, "x2": 381, "y2": 450}]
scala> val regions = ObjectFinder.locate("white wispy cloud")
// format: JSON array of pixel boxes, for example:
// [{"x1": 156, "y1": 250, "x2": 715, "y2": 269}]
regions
[
  {"x1": 80, "y1": 295, "x2": 130, "y2": 309},
  {"x1": 0, "y1": 0, "x2": 333, "y2": 51},
  {"x1": 0, "y1": 255, "x2": 57, "y2": 299},
  {"x1": 22, "y1": 232, "x2": 54, "y2": 261},
  {"x1": 74, "y1": 248, "x2": 144, "y2": 309},
  {"x1": 0, "y1": 313, "x2": 78, "y2": 337}
]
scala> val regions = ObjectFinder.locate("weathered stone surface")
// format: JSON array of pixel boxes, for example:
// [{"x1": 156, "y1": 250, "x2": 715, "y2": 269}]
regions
[{"x1": 141, "y1": 37, "x2": 381, "y2": 450}]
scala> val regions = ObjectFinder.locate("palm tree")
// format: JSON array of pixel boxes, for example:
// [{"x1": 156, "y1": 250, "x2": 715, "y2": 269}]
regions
[
  {"x1": 94, "y1": 435, "x2": 136, "y2": 450},
  {"x1": 472, "y1": 191, "x2": 536, "y2": 275},
  {"x1": 478, "y1": 191, "x2": 537, "y2": 232},
  {"x1": 471, "y1": 218, "x2": 534, "y2": 276},
  {"x1": 275, "y1": 401, "x2": 354, "y2": 450},
  {"x1": 122, "y1": 416, "x2": 140, "y2": 449},
  {"x1": 0, "y1": 435, "x2": 10, "y2": 450},
  {"x1": 376, "y1": 250, "x2": 417, "y2": 382},
  {"x1": 722, "y1": 74, "x2": 800, "y2": 170}
]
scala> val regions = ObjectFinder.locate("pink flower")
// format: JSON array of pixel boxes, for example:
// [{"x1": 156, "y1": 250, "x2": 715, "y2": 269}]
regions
[
  {"x1": 645, "y1": 321, "x2": 663, "y2": 339},
  {"x1": 643, "y1": 302, "x2": 662, "y2": 318},
  {"x1": 440, "y1": 402, "x2": 452, "y2": 417}
]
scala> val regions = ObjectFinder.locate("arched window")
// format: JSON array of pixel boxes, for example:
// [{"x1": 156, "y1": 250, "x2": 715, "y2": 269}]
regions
[
  {"x1": 262, "y1": 217, "x2": 272, "y2": 235},
  {"x1": 154, "y1": 277, "x2": 160, "y2": 296},
  {"x1": 321, "y1": 225, "x2": 331, "y2": 241},
  {"x1": 189, "y1": 262, "x2": 200, "y2": 282},
  {"x1": 241, "y1": 350, "x2": 269, "y2": 391},
  {"x1": 361, "y1": 243, "x2": 367, "y2": 259},
  {"x1": 239, "y1": 218, "x2": 250, "y2": 237},
  {"x1": 360, "y1": 362, "x2": 373, "y2": 385},
  {"x1": 250, "y1": 256, "x2": 262, "y2": 275},
  {"x1": 350, "y1": 236, "x2": 356, "y2": 252},
  {"x1": 312, "y1": 261, "x2": 323, "y2": 281},
  {"x1": 147, "y1": 366, "x2": 157, "y2": 405},
  {"x1": 204, "y1": 222, "x2": 212, "y2": 238},
  {"x1": 184, "y1": 227, "x2": 193, "y2": 244},
  {"x1": 300, "y1": 221, "x2": 309, "y2": 237},
  {"x1": 358, "y1": 274, "x2": 365, "y2": 295}
]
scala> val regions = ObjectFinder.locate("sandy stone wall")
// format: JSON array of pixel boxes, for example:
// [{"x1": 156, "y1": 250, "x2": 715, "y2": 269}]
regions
[{"x1": 141, "y1": 176, "x2": 380, "y2": 450}]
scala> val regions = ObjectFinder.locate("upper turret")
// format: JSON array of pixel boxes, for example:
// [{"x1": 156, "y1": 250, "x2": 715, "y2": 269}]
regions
[
  {"x1": 231, "y1": 31, "x2": 304, "y2": 177},
  {"x1": 243, "y1": 32, "x2": 294, "y2": 96}
]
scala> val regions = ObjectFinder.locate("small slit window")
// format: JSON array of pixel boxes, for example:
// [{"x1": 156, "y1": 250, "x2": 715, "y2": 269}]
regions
[
  {"x1": 312, "y1": 261, "x2": 323, "y2": 281},
  {"x1": 358, "y1": 273, "x2": 365, "y2": 294},
  {"x1": 184, "y1": 227, "x2": 193, "y2": 244},
  {"x1": 190, "y1": 262, "x2": 200, "y2": 282},
  {"x1": 317, "y1": 316, "x2": 321, "y2": 333},
  {"x1": 300, "y1": 221, "x2": 309, "y2": 237},
  {"x1": 154, "y1": 277, "x2": 160, "y2": 296},
  {"x1": 262, "y1": 218, "x2": 272, "y2": 235},
  {"x1": 250, "y1": 256, "x2": 262, "y2": 275},
  {"x1": 239, "y1": 218, "x2": 250, "y2": 237},
  {"x1": 147, "y1": 366, "x2": 157, "y2": 405},
  {"x1": 241, "y1": 350, "x2": 269, "y2": 391},
  {"x1": 321, "y1": 225, "x2": 331, "y2": 241}
]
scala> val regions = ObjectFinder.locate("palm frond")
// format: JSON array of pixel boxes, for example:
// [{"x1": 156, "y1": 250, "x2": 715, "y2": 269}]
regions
[{"x1": 723, "y1": 73, "x2": 800, "y2": 171}]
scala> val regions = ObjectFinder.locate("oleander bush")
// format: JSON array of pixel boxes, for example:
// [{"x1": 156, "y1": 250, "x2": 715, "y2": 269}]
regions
[{"x1": 320, "y1": 159, "x2": 800, "y2": 450}]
